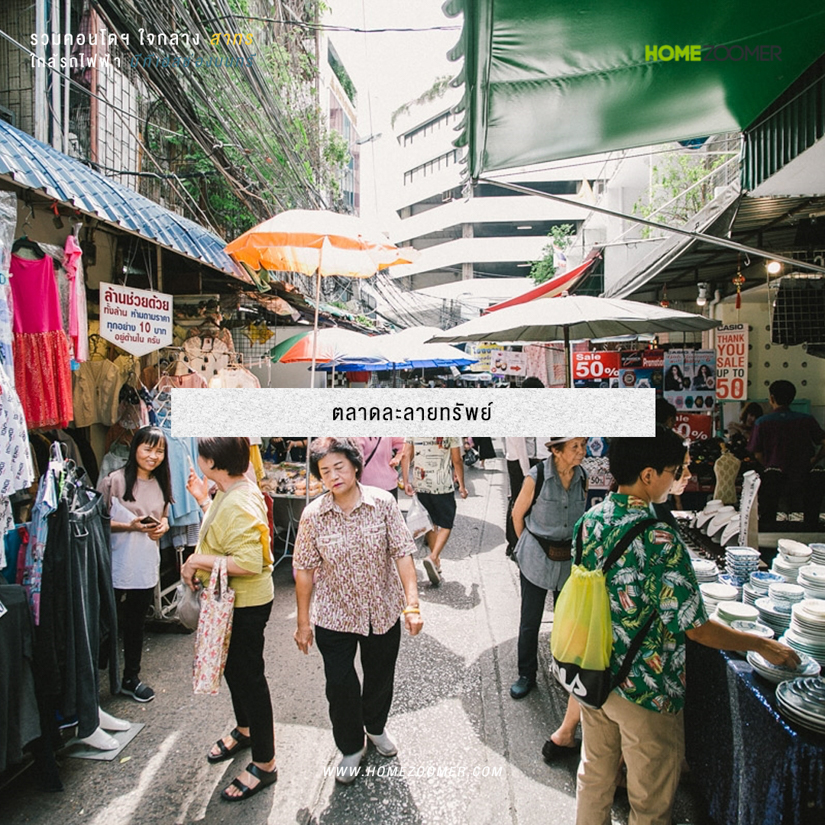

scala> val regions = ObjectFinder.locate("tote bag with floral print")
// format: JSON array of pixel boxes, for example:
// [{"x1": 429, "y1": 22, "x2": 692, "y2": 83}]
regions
[{"x1": 193, "y1": 556, "x2": 235, "y2": 695}]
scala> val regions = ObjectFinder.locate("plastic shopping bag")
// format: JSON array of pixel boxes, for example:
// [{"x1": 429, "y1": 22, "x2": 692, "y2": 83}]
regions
[
  {"x1": 193, "y1": 557, "x2": 235, "y2": 695},
  {"x1": 406, "y1": 494, "x2": 434, "y2": 540},
  {"x1": 172, "y1": 580, "x2": 201, "y2": 632}
]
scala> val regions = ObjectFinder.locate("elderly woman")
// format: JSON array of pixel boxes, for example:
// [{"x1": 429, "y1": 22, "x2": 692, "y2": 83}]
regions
[
  {"x1": 293, "y1": 437, "x2": 423, "y2": 784},
  {"x1": 183, "y1": 437, "x2": 276, "y2": 803},
  {"x1": 510, "y1": 437, "x2": 589, "y2": 763}
]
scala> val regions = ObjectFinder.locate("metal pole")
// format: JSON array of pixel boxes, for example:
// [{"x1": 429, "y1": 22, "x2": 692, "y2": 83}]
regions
[
  {"x1": 479, "y1": 177, "x2": 825, "y2": 276},
  {"x1": 310, "y1": 268, "x2": 321, "y2": 388},
  {"x1": 564, "y1": 326, "x2": 572, "y2": 388}
]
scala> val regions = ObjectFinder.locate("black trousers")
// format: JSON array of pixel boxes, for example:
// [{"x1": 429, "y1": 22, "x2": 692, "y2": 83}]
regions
[
  {"x1": 517, "y1": 573, "x2": 559, "y2": 680},
  {"x1": 315, "y1": 620, "x2": 401, "y2": 756},
  {"x1": 758, "y1": 467, "x2": 825, "y2": 528},
  {"x1": 115, "y1": 587, "x2": 154, "y2": 681},
  {"x1": 223, "y1": 601, "x2": 274, "y2": 763}
]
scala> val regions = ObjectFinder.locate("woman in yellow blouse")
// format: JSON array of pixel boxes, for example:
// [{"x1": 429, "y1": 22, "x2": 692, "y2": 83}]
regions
[{"x1": 183, "y1": 437, "x2": 276, "y2": 803}]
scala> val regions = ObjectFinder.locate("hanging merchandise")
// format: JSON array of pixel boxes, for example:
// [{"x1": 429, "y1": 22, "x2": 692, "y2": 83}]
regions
[
  {"x1": 64, "y1": 230, "x2": 89, "y2": 362},
  {"x1": 9, "y1": 251, "x2": 74, "y2": 429},
  {"x1": 32, "y1": 456, "x2": 119, "y2": 739},
  {"x1": 0, "y1": 193, "x2": 16, "y2": 377},
  {"x1": 71, "y1": 358, "x2": 125, "y2": 428},
  {"x1": 208, "y1": 363, "x2": 261, "y2": 388},
  {"x1": 0, "y1": 361, "x2": 35, "y2": 498}
]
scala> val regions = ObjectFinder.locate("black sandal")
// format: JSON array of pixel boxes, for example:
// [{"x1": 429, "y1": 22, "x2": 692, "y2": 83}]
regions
[
  {"x1": 220, "y1": 762, "x2": 278, "y2": 802},
  {"x1": 207, "y1": 728, "x2": 252, "y2": 763}
]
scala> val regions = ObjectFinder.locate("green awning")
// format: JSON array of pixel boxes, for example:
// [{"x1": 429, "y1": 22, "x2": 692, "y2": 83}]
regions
[{"x1": 446, "y1": 0, "x2": 825, "y2": 178}]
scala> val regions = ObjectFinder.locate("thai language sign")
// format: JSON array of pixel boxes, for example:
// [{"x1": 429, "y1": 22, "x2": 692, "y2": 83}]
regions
[
  {"x1": 99, "y1": 282, "x2": 173, "y2": 357},
  {"x1": 715, "y1": 324, "x2": 748, "y2": 401}
]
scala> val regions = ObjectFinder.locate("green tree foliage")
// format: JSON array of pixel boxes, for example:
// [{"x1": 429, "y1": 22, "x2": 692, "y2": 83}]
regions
[{"x1": 529, "y1": 224, "x2": 575, "y2": 285}]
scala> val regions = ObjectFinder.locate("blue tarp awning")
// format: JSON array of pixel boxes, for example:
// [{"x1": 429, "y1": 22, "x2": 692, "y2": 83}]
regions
[{"x1": 0, "y1": 119, "x2": 248, "y2": 280}]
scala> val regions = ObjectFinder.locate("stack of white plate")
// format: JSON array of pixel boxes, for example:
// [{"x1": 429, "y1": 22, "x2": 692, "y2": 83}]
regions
[
  {"x1": 783, "y1": 601, "x2": 825, "y2": 666},
  {"x1": 713, "y1": 601, "x2": 759, "y2": 626},
  {"x1": 691, "y1": 557, "x2": 719, "y2": 583},
  {"x1": 769, "y1": 582, "x2": 806, "y2": 614},
  {"x1": 724, "y1": 547, "x2": 761, "y2": 587},
  {"x1": 772, "y1": 556, "x2": 802, "y2": 583},
  {"x1": 797, "y1": 564, "x2": 825, "y2": 600},
  {"x1": 747, "y1": 650, "x2": 821, "y2": 685},
  {"x1": 776, "y1": 677, "x2": 825, "y2": 734},
  {"x1": 745, "y1": 571, "x2": 785, "y2": 606},
  {"x1": 700, "y1": 581, "x2": 739, "y2": 613},
  {"x1": 755, "y1": 597, "x2": 793, "y2": 636},
  {"x1": 718, "y1": 573, "x2": 744, "y2": 600},
  {"x1": 809, "y1": 543, "x2": 825, "y2": 565}
]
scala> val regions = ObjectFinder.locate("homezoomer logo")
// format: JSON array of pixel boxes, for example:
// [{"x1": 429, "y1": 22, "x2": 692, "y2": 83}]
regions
[{"x1": 645, "y1": 45, "x2": 781, "y2": 62}]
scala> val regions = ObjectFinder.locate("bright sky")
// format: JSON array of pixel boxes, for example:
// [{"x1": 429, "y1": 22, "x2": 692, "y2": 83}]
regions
[{"x1": 325, "y1": 0, "x2": 459, "y2": 226}]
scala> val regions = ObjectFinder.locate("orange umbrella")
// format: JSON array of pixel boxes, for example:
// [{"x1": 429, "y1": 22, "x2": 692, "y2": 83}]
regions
[{"x1": 225, "y1": 209, "x2": 413, "y2": 384}]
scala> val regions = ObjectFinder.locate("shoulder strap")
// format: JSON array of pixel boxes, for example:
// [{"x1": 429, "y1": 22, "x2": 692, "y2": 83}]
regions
[
  {"x1": 575, "y1": 516, "x2": 658, "y2": 567},
  {"x1": 525, "y1": 460, "x2": 545, "y2": 520},
  {"x1": 612, "y1": 608, "x2": 658, "y2": 690},
  {"x1": 363, "y1": 438, "x2": 382, "y2": 468}
]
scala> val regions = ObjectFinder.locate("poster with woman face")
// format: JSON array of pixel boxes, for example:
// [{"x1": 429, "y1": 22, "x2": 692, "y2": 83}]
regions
[{"x1": 664, "y1": 349, "x2": 716, "y2": 410}]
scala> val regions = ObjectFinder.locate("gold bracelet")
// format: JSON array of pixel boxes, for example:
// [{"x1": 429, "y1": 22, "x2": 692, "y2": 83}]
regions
[{"x1": 402, "y1": 606, "x2": 420, "y2": 615}]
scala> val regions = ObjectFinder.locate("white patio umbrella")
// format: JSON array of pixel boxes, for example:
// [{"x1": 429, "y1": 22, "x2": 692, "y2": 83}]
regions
[{"x1": 427, "y1": 294, "x2": 721, "y2": 387}]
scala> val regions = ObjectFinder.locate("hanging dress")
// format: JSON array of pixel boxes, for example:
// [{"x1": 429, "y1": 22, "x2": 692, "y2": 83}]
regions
[{"x1": 9, "y1": 254, "x2": 73, "y2": 429}]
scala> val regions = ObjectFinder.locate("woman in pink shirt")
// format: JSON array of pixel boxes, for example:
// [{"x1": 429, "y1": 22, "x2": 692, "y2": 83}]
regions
[{"x1": 354, "y1": 437, "x2": 405, "y2": 498}]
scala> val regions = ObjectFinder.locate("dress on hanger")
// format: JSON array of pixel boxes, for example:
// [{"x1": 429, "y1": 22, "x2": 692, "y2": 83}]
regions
[
  {"x1": 9, "y1": 253, "x2": 73, "y2": 428},
  {"x1": 0, "y1": 362, "x2": 35, "y2": 497}
]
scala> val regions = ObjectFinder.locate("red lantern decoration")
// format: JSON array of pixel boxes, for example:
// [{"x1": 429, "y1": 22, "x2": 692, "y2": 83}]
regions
[{"x1": 732, "y1": 270, "x2": 746, "y2": 309}]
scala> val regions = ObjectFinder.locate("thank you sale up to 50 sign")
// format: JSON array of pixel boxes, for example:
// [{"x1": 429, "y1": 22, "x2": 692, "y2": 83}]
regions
[{"x1": 715, "y1": 324, "x2": 748, "y2": 401}]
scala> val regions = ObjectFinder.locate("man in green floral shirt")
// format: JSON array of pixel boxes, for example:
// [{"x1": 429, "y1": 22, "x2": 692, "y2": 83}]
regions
[{"x1": 574, "y1": 427, "x2": 800, "y2": 825}]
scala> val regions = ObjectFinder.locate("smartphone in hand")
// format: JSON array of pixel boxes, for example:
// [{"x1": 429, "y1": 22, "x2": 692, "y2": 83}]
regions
[{"x1": 140, "y1": 515, "x2": 160, "y2": 527}]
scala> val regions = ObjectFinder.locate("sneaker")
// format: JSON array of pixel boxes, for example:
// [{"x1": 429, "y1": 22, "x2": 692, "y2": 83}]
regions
[
  {"x1": 335, "y1": 745, "x2": 367, "y2": 784},
  {"x1": 423, "y1": 557, "x2": 442, "y2": 586},
  {"x1": 366, "y1": 729, "x2": 398, "y2": 757},
  {"x1": 120, "y1": 677, "x2": 155, "y2": 703}
]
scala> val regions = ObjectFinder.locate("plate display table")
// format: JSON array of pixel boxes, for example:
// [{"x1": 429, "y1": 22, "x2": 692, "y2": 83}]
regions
[{"x1": 684, "y1": 640, "x2": 824, "y2": 825}]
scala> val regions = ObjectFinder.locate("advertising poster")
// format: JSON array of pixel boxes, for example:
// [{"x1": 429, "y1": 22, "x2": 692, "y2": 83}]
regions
[
  {"x1": 618, "y1": 368, "x2": 660, "y2": 390},
  {"x1": 490, "y1": 350, "x2": 526, "y2": 376},
  {"x1": 715, "y1": 324, "x2": 748, "y2": 401},
  {"x1": 466, "y1": 342, "x2": 498, "y2": 372},
  {"x1": 572, "y1": 352, "x2": 620, "y2": 388},
  {"x1": 674, "y1": 412, "x2": 713, "y2": 442},
  {"x1": 664, "y1": 349, "x2": 716, "y2": 410}
]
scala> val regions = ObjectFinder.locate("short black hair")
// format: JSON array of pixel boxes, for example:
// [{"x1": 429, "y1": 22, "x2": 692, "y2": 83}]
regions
[
  {"x1": 521, "y1": 377, "x2": 545, "y2": 388},
  {"x1": 769, "y1": 380, "x2": 796, "y2": 407},
  {"x1": 197, "y1": 437, "x2": 250, "y2": 476},
  {"x1": 608, "y1": 426, "x2": 687, "y2": 485},
  {"x1": 309, "y1": 437, "x2": 363, "y2": 481},
  {"x1": 655, "y1": 398, "x2": 678, "y2": 426}
]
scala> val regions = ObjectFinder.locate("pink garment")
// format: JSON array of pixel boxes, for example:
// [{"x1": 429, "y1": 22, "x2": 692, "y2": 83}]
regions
[
  {"x1": 10, "y1": 254, "x2": 63, "y2": 333},
  {"x1": 355, "y1": 437, "x2": 405, "y2": 492},
  {"x1": 63, "y1": 234, "x2": 89, "y2": 361}
]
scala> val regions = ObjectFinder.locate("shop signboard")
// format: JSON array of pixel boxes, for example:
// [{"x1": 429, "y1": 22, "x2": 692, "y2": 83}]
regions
[
  {"x1": 664, "y1": 348, "x2": 716, "y2": 411},
  {"x1": 572, "y1": 351, "x2": 621, "y2": 382},
  {"x1": 618, "y1": 367, "x2": 661, "y2": 390},
  {"x1": 715, "y1": 324, "x2": 748, "y2": 401},
  {"x1": 490, "y1": 349, "x2": 527, "y2": 375},
  {"x1": 99, "y1": 282, "x2": 173, "y2": 357},
  {"x1": 467, "y1": 342, "x2": 497, "y2": 372},
  {"x1": 675, "y1": 412, "x2": 713, "y2": 442}
]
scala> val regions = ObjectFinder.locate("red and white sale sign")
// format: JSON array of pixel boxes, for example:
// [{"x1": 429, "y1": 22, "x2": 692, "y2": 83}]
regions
[
  {"x1": 675, "y1": 412, "x2": 712, "y2": 442},
  {"x1": 572, "y1": 351, "x2": 620, "y2": 381},
  {"x1": 715, "y1": 324, "x2": 748, "y2": 401}
]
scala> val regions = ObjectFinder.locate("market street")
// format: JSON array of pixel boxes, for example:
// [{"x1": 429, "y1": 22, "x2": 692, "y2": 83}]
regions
[{"x1": 3, "y1": 452, "x2": 707, "y2": 825}]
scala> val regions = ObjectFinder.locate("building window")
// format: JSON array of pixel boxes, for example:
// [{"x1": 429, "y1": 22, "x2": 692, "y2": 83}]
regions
[
  {"x1": 402, "y1": 110, "x2": 453, "y2": 146},
  {"x1": 403, "y1": 149, "x2": 458, "y2": 185}
]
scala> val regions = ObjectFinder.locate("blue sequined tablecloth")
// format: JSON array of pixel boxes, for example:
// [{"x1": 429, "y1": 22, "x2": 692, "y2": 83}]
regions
[{"x1": 685, "y1": 641, "x2": 825, "y2": 825}]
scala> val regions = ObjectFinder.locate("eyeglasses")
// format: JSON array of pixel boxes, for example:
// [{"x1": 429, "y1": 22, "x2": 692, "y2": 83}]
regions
[{"x1": 663, "y1": 465, "x2": 686, "y2": 481}]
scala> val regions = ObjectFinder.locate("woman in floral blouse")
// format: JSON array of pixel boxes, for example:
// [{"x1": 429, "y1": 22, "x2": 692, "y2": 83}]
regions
[{"x1": 293, "y1": 437, "x2": 423, "y2": 784}]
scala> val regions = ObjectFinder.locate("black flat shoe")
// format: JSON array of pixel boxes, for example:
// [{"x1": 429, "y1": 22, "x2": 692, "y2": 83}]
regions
[
  {"x1": 542, "y1": 738, "x2": 581, "y2": 763},
  {"x1": 207, "y1": 728, "x2": 252, "y2": 763},
  {"x1": 509, "y1": 676, "x2": 536, "y2": 700},
  {"x1": 221, "y1": 763, "x2": 278, "y2": 802}
]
